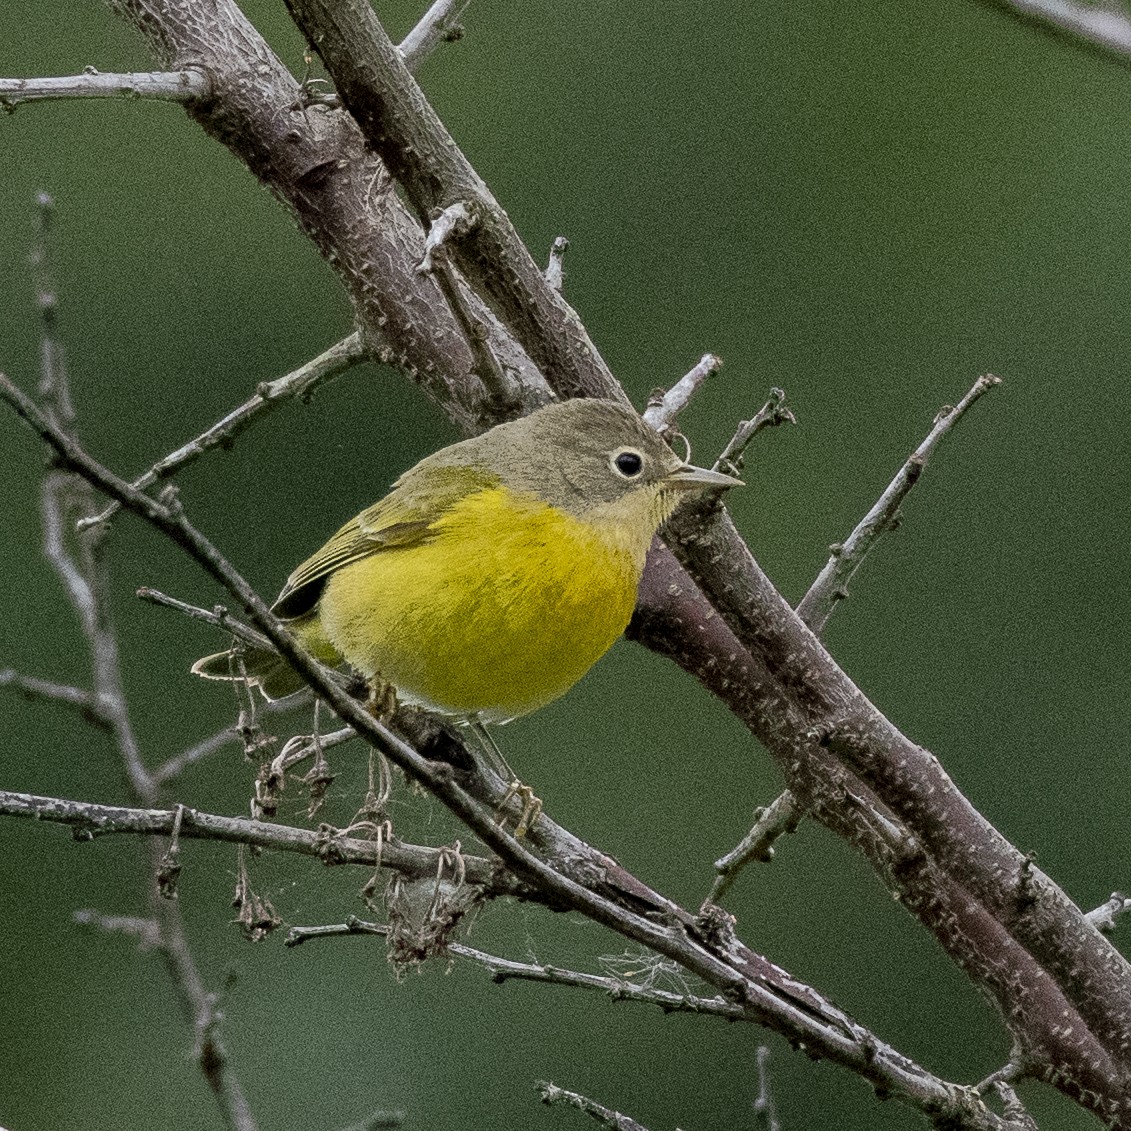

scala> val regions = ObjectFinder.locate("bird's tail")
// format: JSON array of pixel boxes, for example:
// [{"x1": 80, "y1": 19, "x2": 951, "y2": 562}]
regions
[{"x1": 191, "y1": 615, "x2": 340, "y2": 701}]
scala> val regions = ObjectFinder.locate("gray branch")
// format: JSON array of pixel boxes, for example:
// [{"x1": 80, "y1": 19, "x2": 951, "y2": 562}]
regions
[
  {"x1": 0, "y1": 789, "x2": 501, "y2": 886},
  {"x1": 796, "y1": 374, "x2": 1001, "y2": 636},
  {"x1": 642, "y1": 353, "x2": 724, "y2": 436},
  {"x1": 979, "y1": 0, "x2": 1131, "y2": 63},
  {"x1": 538, "y1": 1083, "x2": 652, "y2": 1131},
  {"x1": 79, "y1": 333, "x2": 366, "y2": 529},
  {"x1": 0, "y1": 68, "x2": 209, "y2": 107},
  {"x1": 398, "y1": 0, "x2": 474, "y2": 71},
  {"x1": 287, "y1": 917, "x2": 745, "y2": 1020}
]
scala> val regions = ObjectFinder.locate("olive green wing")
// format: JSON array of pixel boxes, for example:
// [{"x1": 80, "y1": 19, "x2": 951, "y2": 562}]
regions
[{"x1": 271, "y1": 463, "x2": 498, "y2": 619}]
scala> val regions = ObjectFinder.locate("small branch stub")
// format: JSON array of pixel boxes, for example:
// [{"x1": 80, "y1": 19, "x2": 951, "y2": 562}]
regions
[
  {"x1": 545, "y1": 236, "x2": 569, "y2": 291},
  {"x1": 1085, "y1": 892, "x2": 1131, "y2": 933},
  {"x1": 538, "y1": 1082, "x2": 651, "y2": 1131},
  {"x1": 417, "y1": 202, "x2": 477, "y2": 274},
  {"x1": 643, "y1": 353, "x2": 723, "y2": 436},
  {"x1": 398, "y1": 0, "x2": 474, "y2": 71}
]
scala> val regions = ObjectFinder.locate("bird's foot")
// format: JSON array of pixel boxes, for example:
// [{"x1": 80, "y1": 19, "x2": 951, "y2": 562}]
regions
[{"x1": 496, "y1": 780, "x2": 543, "y2": 839}]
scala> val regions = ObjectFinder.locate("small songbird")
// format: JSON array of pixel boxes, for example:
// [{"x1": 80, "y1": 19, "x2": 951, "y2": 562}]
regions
[{"x1": 193, "y1": 398, "x2": 741, "y2": 724}]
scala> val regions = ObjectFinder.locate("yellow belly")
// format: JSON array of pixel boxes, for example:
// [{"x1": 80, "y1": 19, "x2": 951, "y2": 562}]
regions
[{"x1": 317, "y1": 487, "x2": 647, "y2": 722}]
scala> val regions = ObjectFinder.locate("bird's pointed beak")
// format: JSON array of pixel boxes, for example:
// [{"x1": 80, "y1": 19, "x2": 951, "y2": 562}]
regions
[{"x1": 665, "y1": 463, "x2": 744, "y2": 491}]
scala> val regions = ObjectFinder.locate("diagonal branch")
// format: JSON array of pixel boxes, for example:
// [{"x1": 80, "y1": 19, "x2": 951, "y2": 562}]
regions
[
  {"x1": 284, "y1": 0, "x2": 623, "y2": 407},
  {"x1": 797, "y1": 374, "x2": 1002, "y2": 635},
  {"x1": 399, "y1": 0, "x2": 474, "y2": 71},
  {"x1": 79, "y1": 333, "x2": 366, "y2": 529}
]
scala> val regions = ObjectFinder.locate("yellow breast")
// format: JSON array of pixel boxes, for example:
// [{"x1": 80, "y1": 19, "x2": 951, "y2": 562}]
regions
[{"x1": 317, "y1": 486, "x2": 651, "y2": 722}]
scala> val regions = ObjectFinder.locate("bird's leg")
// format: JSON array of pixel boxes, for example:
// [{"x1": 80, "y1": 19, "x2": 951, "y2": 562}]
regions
[{"x1": 469, "y1": 717, "x2": 542, "y2": 838}]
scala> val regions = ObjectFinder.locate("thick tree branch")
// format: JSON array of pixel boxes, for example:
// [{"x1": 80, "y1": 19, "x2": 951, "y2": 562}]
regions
[
  {"x1": 108, "y1": 0, "x2": 550, "y2": 430},
  {"x1": 648, "y1": 500, "x2": 1131, "y2": 1119},
  {"x1": 283, "y1": 0, "x2": 623, "y2": 407}
]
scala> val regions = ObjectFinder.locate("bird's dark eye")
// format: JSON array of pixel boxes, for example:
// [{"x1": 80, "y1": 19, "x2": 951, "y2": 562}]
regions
[{"x1": 613, "y1": 450, "x2": 644, "y2": 477}]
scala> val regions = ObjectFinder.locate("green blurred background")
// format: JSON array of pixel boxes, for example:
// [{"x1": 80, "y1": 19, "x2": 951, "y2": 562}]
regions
[{"x1": 3, "y1": 2, "x2": 1129, "y2": 1128}]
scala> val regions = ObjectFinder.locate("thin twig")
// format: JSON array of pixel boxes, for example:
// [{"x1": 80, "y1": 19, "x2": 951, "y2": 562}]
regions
[
  {"x1": 286, "y1": 917, "x2": 744, "y2": 1019},
  {"x1": 0, "y1": 69, "x2": 210, "y2": 108},
  {"x1": 0, "y1": 668, "x2": 109, "y2": 726},
  {"x1": 752, "y1": 1046, "x2": 781, "y2": 1131},
  {"x1": 73, "y1": 909, "x2": 161, "y2": 948},
  {"x1": 643, "y1": 353, "x2": 723, "y2": 435},
  {"x1": 23, "y1": 204, "x2": 259, "y2": 1129},
  {"x1": 79, "y1": 333, "x2": 366, "y2": 529},
  {"x1": 135, "y1": 588, "x2": 275, "y2": 651},
  {"x1": 713, "y1": 387, "x2": 796, "y2": 477},
  {"x1": 398, "y1": 0, "x2": 474, "y2": 70},
  {"x1": 705, "y1": 790, "x2": 800, "y2": 905},
  {"x1": 538, "y1": 1083, "x2": 651, "y2": 1131},
  {"x1": 545, "y1": 236, "x2": 569, "y2": 291},
  {"x1": 796, "y1": 374, "x2": 1001, "y2": 637},
  {"x1": 707, "y1": 376, "x2": 1000, "y2": 892}
]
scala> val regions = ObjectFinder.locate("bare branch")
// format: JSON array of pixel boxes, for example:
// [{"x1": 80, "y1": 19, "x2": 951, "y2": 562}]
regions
[
  {"x1": 398, "y1": 0, "x2": 474, "y2": 71},
  {"x1": 0, "y1": 68, "x2": 210, "y2": 108},
  {"x1": 136, "y1": 588, "x2": 276, "y2": 652},
  {"x1": 538, "y1": 1083, "x2": 651, "y2": 1131},
  {"x1": 642, "y1": 353, "x2": 723, "y2": 435},
  {"x1": 796, "y1": 374, "x2": 1001, "y2": 636},
  {"x1": 285, "y1": 0, "x2": 623, "y2": 405},
  {"x1": 705, "y1": 790, "x2": 800, "y2": 905},
  {"x1": 79, "y1": 333, "x2": 366, "y2": 529},
  {"x1": 287, "y1": 917, "x2": 745, "y2": 1020},
  {"x1": 0, "y1": 376, "x2": 1012, "y2": 1127},
  {"x1": 21, "y1": 199, "x2": 259, "y2": 1128},
  {"x1": 752, "y1": 1046, "x2": 781, "y2": 1131},
  {"x1": 0, "y1": 789, "x2": 502, "y2": 886},
  {"x1": 73, "y1": 908, "x2": 161, "y2": 948},
  {"x1": 0, "y1": 668, "x2": 109, "y2": 726},
  {"x1": 713, "y1": 387, "x2": 796, "y2": 477}
]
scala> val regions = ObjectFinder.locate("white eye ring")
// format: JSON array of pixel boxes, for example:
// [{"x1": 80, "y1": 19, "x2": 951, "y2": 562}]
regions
[{"x1": 611, "y1": 448, "x2": 645, "y2": 477}]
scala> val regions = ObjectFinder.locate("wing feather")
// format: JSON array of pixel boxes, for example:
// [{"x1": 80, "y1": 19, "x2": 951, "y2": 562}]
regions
[{"x1": 271, "y1": 463, "x2": 498, "y2": 619}]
